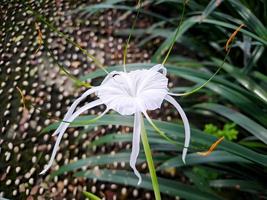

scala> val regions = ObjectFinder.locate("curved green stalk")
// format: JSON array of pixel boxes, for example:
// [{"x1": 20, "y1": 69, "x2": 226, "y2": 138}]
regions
[
  {"x1": 43, "y1": 41, "x2": 91, "y2": 88},
  {"x1": 170, "y1": 49, "x2": 231, "y2": 96},
  {"x1": 162, "y1": 0, "x2": 187, "y2": 65},
  {"x1": 26, "y1": 9, "x2": 108, "y2": 74},
  {"x1": 62, "y1": 113, "x2": 104, "y2": 126},
  {"x1": 170, "y1": 22, "x2": 245, "y2": 97},
  {"x1": 145, "y1": 115, "x2": 178, "y2": 145},
  {"x1": 123, "y1": 0, "x2": 142, "y2": 72},
  {"x1": 167, "y1": 21, "x2": 244, "y2": 96},
  {"x1": 140, "y1": 116, "x2": 161, "y2": 200}
]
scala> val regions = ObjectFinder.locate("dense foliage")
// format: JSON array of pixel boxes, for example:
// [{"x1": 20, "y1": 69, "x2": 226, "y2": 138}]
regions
[{"x1": 42, "y1": 0, "x2": 267, "y2": 199}]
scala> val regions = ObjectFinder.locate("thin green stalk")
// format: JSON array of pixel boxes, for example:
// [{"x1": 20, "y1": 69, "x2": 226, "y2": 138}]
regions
[
  {"x1": 62, "y1": 113, "x2": 104, "y2": 126},
  {"x1": 172, "y1": 48, "x2": 231, "y2": 96},
  {"x1": 26, "y1": 8, "x2": 108, "y2": 74},
  {"x1": 43, "y1": 41, "x2": 91, "y2": 88},
  {"x1": 170, "y1": 22, "x2": 244, "y2": 97},
  {"x1": 123, "y1": 0, "x2": 142, "y2": 72},
  {"x1": 140, "y1": 116, "x2": 161, "y2": 200},
  {"x1": 162, "y1": 0, "x2": 187, "y2": 65}
]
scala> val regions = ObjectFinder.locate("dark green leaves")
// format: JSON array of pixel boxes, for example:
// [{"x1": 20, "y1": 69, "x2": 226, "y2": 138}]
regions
[
  {"x1": 75, "y1": 169, "x2": 223, "y2": 200},
  {"x1": 195, "y1": 103, "x2": 267, "y2": 144}
]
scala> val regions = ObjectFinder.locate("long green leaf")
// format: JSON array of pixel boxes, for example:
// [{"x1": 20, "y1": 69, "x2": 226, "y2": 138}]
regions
[
  {"x1": 201, "y1": 0, "x2": 224, "y2": 19},
  {"x1": 152, "y1": 16, "x2": 198, "y2": 62},
  {"x1": 43, "y1": 114, "x2": 267, "y2": 166},
  {"x1": 212, "y1": 58, "x2": 267, "y2": 103},
  {"x1": 75, "y1": 169, "x2": 222, "y2": 200},
  {"x1": 51, "y1": 152, "x2": 169, "y2": 177},
  {"x1": 89, "y1": 133, "x2": 175, "y2": 148},
  {"x1": 83, "y1": 191, "x2": 101, "y2": 200},
  {"x1": 76, "y1": 4, "x2": 170, "y2": 22},
  {"x1": 228, "y1": 0, "x2": 267, "y2": 39},
  {"x1": 209, "y1": 179, "x2": 266, "y2": 193},
  {"x1": 157, "y1": 151, "x2": 251, "y2": 170}
]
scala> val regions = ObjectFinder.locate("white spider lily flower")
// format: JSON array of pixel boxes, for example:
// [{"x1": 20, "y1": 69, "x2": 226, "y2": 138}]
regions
[{"x1": 40, "y1": 64, "x2": 190, "y2": 185}]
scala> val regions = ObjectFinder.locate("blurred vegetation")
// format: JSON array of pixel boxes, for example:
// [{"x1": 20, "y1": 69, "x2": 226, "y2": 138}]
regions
[
  {"x1": 204, "y1": 123, "x2": 238, "y2": 141},
  {"x1": 41, "y1": 0, "x2": 267, "y2": 199},
  {"x1": 14, "y1": 0, "x2": 267, "y2": 199}
]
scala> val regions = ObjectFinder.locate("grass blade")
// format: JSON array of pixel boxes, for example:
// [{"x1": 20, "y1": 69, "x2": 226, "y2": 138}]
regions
[{"x1": 75, "y1": 169, "x2": 222, "y2": 200}]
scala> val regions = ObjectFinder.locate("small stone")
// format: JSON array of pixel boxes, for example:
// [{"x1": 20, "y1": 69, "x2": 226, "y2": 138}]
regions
[{"x1": 30, "y1": 185, "x2": 39, "y2": 195}]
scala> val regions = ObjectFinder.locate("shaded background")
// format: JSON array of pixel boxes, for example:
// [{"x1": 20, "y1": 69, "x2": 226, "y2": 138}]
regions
[{"x1": 1, "y1": 0, "x2": 267, "y2": 200}]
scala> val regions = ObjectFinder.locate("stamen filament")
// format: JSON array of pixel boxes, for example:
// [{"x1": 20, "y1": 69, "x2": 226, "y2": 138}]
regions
[
  {"x1": 27, "y1": 8, "x2": 108, "y2": 74},
  {"x1": 62, "y1": 108, "x2": 109, "y2": 126},
  {"x1": 123, "y1": 0, "x2": 142, "y2": 72},
  {"x1": 142, "y1": 111, "x2": 178, "y2": 145},
  {"x1": 44, "y1": 41, "x2": 91, "y2": 88},
  {"x1": 169, "y1": 23, "x2": 245, "y2": 96},
  {"x1": 162, "y1": 0, "x2": 187, "y2": 65}
]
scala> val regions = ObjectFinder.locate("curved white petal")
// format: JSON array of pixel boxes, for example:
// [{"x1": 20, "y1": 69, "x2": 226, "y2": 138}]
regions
[
  {"x1": 165, "y1": 95, "x2": 190, "y2": 163},
  {"x1": 40, "y1": 99, "x2": 103, "y2": 175},
  {"x1": 150, "y1": 64, "x2": 167, "y2": 76},
  {"x1": 94, "y1": 107, "x2": 110, "y2": 120},
  {"x1": 130, "y1": 112, "x2": 142, "y2": 185},
  {"x1": 53, "y1": 87, "x2": 100, "y2": 136}
]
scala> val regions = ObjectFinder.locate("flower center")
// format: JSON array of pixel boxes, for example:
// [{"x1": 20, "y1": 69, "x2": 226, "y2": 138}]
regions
[{"x1": 97, "y1": 68, "x2": 168, "y2": 115}]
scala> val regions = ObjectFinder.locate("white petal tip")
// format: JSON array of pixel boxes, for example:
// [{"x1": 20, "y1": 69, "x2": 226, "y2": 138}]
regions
[
  {"x1": 182, "y1": 158, "x2": 186, "y2": 165},
  {"x1": 39, "y1": 170, "x2": 47, "y2": 175},
  {"x1": 137, "y1": 179, "x2": 142, "y2": 185},
  {"x1": 182, "y1": 146, "x2": 188, "y2": 165},
  {"x1": 39, "y1": 165, "x2": 50, "y2": 175},
  {"x1": 52, "y1": 132, "x2": 57, "y2": 136}
]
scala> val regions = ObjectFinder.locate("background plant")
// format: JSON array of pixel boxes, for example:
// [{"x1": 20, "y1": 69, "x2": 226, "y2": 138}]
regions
[
  {"x1": 1, "y1": 0, "x2": 265, "y2": 199},
  {"x1": 40, "y1": 0, "x2": 267, "y2": 199}
]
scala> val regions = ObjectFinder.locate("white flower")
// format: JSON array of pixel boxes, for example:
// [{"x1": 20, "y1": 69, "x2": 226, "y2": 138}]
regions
[{"x1": 40, "y1": 64, "x2": 190, "y2": 185}]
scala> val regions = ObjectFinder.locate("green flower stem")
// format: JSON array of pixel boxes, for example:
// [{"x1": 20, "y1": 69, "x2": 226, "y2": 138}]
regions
[{"x1": 140, "y1": 116, "x2": 161, "y2": 200}]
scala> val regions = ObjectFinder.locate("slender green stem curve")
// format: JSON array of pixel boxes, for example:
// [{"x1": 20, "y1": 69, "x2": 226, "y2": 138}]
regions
[
  {"x1": 43, "y1": 41, "x2": 91, "y2": 88},
  {"x1": 26, "y1": 8, "x2": 108, "y2": 74},
  {"x1": 170, "y1": 48, "x2": 231, "y2": 96},
  {"x1": 62, "y1": 113, "x2": 104, "y2": 126},
  {"x1": 140, "y1": 116, "x2": 161, "y2": 200},
  {"x1": 169, "y1": 34, "x2": 241, "y2": 96},
  {"x1": 162, "y1": 0, "x2": 187, "y2": 65},
  {"x1": 123, "y1": 0, "x2": 142, "y2": 72}
]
